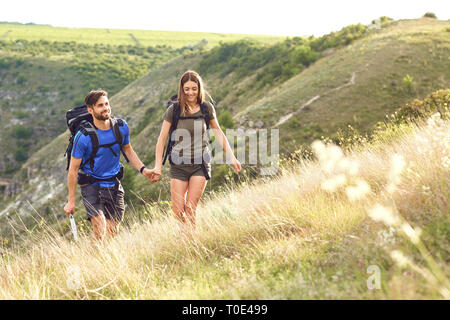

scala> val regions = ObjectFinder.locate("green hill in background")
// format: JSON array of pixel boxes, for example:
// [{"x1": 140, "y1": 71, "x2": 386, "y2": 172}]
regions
[
  {"x1": 0, "y1": 23, "x2": 283, "y2": 176},
  {"x1": 0, "y1": 22, "x2": 283, "y2": 48}
]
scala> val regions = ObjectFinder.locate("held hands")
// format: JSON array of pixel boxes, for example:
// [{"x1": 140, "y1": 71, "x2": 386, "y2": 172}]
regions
[{"x1": 142, "y1": 167, "x2": 161, "y2": 182}]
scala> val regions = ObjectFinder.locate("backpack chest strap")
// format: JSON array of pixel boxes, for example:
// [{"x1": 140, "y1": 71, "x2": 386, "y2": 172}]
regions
[{"x1": 178, "y1": 115, "x2": 207, "y2": 120}]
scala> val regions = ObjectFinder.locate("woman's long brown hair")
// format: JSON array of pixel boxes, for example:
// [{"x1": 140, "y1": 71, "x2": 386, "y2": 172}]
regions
[{"x1": 178, "y1": 70, "x2": 209, "y2": 115}]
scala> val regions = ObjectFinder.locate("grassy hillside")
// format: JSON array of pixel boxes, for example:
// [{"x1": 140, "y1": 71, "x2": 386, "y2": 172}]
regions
[
  {"x1": 0, "y1": 22, "x2": 283, "y2": 48},
  {"x1": 239, "y1": 18, "x2": 450, "y2": 152},
  {"x1": 0, "y1": 113, "x2": 448, "y2": 299},
  {"x1": 1, "y1": 18, "x2": 449, "y2": 226},
  {"x1": 111, "y1": 18, "x2": 450, "y2": 197}
]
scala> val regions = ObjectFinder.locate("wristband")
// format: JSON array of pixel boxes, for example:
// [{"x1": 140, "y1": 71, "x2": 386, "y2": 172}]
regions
[{"x1": 140, "y1": 166, "x2": 146, "y2": 174}]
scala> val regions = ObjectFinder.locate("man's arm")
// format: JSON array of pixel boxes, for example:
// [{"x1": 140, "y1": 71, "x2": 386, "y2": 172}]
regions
[
  {"x1": 122, "y1": 143, "x2": 145, "y2": 171},
  {"x1": 64, "y1": 157, "x2": 82, "y2": 216},
  {"x1": 122, "y1": 143, "x2": 153, "y2": 180}
]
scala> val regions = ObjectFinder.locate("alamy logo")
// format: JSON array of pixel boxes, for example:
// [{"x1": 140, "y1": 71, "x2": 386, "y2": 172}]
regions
[
  {"x1": 367, "y1": 265, "x2": 381, "y2": 290},
  {"x1": 170, "y1": 124, "x2": 279, "y2": 175},
  {"x1": 66, "y1": 265, "x2": 83, "y2": 290}
]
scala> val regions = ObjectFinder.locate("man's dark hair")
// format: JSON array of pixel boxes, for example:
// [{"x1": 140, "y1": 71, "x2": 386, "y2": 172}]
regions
[{"x1": 85, "y1": 89, "x2": 108, "y2": 108}]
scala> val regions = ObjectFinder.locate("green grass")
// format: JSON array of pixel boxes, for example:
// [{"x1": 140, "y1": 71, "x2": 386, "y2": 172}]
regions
[{"x1": 0, "y1": 23, "x2": 284, "y2": 48}]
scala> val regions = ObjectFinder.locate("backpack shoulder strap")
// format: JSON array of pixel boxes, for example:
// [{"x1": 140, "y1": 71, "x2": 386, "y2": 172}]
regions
[
  {"x1": 111, "y1": 118, "x2": 130, "y2": 163},
  {"x1": 79, "y1": 121, "x2": 99, "y2": 171},
  {"x1": 200, "y1": 102, "x2": 211, "y2": 129},
  {"x1": 110, "y1": 118, "x2": 123, "y2": 144},
  {"x1": 163, "y1": 103, "x2": 181, "y2": 165},
  {"x1": 200, "y1": 102, "x2": 212, "y2": 181},
  {"x1": 172, "y1": 102, "x2": 181, "y2": 128}
]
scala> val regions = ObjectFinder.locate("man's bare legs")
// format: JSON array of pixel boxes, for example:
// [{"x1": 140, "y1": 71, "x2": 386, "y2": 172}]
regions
[{"x1": 90, "y1": 214, "x2": 120, "y2": 241}]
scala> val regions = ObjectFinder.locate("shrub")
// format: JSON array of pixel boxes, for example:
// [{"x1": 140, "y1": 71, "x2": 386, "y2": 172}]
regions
[
  {"x1": 393, "y1": 89, "x2": 450, "y2": 123},
  {"x1": 371, "y1": 16, "x2": 393, "y2": 26},
  {"x1": 402, "y1": 74, "x2": 414, "y2": 94},
  {"x1": 423, "y1": 12, "x2": 437, "y2": 19},
  {"x1": 15, "y1": 57, "x2": 24, "y2": 67},
  {"x1": 14, "y1": 146, "x2": 28, "y2": 162},
  {"x1": 12, "y1": 125, "x2": 33, "y2": 139},
  {"x1": 0, "y1": 58, "x2": 11, "y2": 69},
  {"x1": 16, "y1": 74, "x2": 26, "y2": 85},
  {"x1": 218, "y1": 109, "x2": 234, "y2": 129}
]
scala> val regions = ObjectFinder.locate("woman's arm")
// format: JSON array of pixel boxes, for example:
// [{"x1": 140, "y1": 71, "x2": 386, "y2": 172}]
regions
[
  {"x1": 210, "y1": 118, "x2": 241, "y2": 173},
  {"x1": 151, "y1": 120, "x2": 172, "y2": 181}
]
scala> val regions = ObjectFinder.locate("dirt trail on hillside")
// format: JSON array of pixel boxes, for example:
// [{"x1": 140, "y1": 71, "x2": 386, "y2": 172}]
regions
[
  {"x1": 275, "y1": 71, "x2": 356, "y2": 127},
  {"x1": 1, "y1": 31, "x2": 11, "y2": 39}
]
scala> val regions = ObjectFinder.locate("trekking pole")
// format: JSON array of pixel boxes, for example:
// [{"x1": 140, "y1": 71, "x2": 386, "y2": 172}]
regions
[{"x1": 69, "y1": 214, "x2": 79, "y2": 242}]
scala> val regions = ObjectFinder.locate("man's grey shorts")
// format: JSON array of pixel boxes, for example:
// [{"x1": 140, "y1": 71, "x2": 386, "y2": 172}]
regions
[{"x1": 80, "y1": 182, "x2": 125, "y2": 221}]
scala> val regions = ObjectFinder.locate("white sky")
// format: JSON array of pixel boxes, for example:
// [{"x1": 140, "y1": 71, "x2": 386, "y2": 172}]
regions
[{"x1": 1, "y1": 0, "x2": 449, "y2": 36}]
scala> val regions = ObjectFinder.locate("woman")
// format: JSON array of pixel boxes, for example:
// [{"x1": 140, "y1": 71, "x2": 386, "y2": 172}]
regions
[{"x1": 149, "y1": 70, "x2": 241, "y2": 226}]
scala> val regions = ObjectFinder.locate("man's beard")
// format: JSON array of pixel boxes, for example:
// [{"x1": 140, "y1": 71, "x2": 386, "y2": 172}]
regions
[{"x1": 93, "y1": 110, "x2": 111, "y2": 121}]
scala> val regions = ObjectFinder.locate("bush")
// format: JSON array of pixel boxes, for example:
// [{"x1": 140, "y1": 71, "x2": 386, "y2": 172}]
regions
[
  {"x1": 13, "y1": 110, "x2": 29, "y2": 119},
  {"x1": 218, "y1": 109, "x2": 234, "y2": 129},
  {"x1": 372, "y1": 16, "x2": 393, "y2": 25},
  {"x1": 15, "y1": 57, "x2": 24, "y2": 67},
  {"x1": 423, "y1": 12, "x2": 437, "y2": 19},
  {"x1": 402, "y1": 74, "x2": 414, "y2": 94},
  {"x1": 393, "y1": 89, "x2": 450, "y2": 123},
  {"x1": 0, "y1": 58, "x2": 11, "y2": 69},
  {"x1": 12, "y1": 125, "x2": 33, "y2": 139},
  {"x1": 17, "y1": 74, "x2": 26, "y2": 85},
  {"x1": 14, "y1": 146, "x2": 28, "y2": 162}
]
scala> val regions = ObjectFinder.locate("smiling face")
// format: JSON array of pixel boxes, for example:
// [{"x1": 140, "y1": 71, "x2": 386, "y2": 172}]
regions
[
  {"x1": 183, "y1": 80, "x2": 199, "y2": 105},
  {"x1": 89, "y1": 95, "x2": 111, "y2": 121},
  {"x1": 178, "y1": 71, "x2": 205, "y2": 114}
]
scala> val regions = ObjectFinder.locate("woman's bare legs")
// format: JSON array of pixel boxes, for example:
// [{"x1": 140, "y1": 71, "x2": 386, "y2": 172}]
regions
[
  {"x1": 170, "y1": 178, "x2": 189, "y2": 223},
  {"x1": 185, "y1": 175, "x2": 207, "y2": 227}
]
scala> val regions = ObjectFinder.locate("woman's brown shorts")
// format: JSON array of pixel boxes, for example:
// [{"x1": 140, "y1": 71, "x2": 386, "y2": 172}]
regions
[{"x1": 170, "y1": 163, "x2": 211, "y2": 181}]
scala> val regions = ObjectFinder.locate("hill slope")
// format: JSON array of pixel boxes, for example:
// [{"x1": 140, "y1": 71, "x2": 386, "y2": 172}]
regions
[
  {"x1": 0, "y1": 114, "x2": 448, "y2": 299},
  {"x1": 0, "y1": 23, "x2": 282, "y2": 177},
  {"x1": 1, "y1": 18, "x2": 449, "y2": 219}
]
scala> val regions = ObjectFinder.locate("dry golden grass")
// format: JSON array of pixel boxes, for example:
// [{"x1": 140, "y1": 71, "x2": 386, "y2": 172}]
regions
[{"x1": 0, "y1": 115, "x2": 448, "y2": 299}]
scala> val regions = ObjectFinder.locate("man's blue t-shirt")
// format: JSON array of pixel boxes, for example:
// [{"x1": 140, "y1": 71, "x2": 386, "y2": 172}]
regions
[{"x1": 71, "y1": 120, "x2": 130, "y2": 187}]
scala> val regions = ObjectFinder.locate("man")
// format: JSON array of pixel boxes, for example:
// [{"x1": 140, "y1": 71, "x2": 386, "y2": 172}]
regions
[{"x1": 64, "y1": 89, "x2": 153, "y2": 240}]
